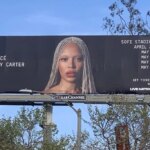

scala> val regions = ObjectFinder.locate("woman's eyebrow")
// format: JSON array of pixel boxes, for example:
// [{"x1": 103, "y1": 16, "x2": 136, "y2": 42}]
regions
[{"x1": 59, "y1": 55, "x2": 68, "y2": 57}]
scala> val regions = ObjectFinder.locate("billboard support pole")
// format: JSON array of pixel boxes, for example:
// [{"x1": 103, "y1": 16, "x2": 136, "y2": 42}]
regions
[
  {"x1": 43, "y1": 104, "x2": 53, "y2": 145},
  {"x1": 65, "y1": 102, "x2": 81, "y2": 150}
]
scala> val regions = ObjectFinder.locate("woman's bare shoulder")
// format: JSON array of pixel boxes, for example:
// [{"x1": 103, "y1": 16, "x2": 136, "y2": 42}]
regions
[{"x1": 43, "y1": 85, "x2": 60, "y2": 94}]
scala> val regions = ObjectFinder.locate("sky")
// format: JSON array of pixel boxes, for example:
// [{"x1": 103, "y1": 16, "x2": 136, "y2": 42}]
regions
[
  {"x1": 0, "y1": 0, "x2": 149, "y2": 137},
  {"x1": 0, "y1": 0, "x2": 119, "y2": 35}
]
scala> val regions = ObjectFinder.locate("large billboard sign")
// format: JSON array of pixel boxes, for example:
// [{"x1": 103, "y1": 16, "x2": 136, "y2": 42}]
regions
[{"x1": 0, "y1": 36, "x2": 150, "y2": 103}]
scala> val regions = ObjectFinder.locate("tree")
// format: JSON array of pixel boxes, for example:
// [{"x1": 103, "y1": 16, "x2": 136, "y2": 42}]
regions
[
  {"x1": 87, "y1": 0, "x2": 150, "y2": 149},
  {"x1": 0, "y1": 117, "x2": 21, "y2": 150},
  {"x1": 0, "y1": 106, "x2": 92, "y2": 150},
  {"x1": 0, "y1": 107, "x2": 69, "y2": 150},
  {"x1": 103, "y1": 0, "x2": 150, "y2": 35},
  {"x1": 88, "y1": 104, "x2": 150, "y2": 149},
  {"x1": 15, "y1": 107, "x2": 43, "y2": 150}
]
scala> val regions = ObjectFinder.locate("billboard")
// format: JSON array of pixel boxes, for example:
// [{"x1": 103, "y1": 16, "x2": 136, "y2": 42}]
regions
[{"x1": 0, "y1": 36, "x2": 150, "y2": 103}]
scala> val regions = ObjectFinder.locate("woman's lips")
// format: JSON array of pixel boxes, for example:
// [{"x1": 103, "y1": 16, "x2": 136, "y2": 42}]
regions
[{"x1": 66, "y1": 71, "x2": 76, "y2": 77}]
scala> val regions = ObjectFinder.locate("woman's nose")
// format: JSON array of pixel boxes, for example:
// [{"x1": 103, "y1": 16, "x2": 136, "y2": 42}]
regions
[{"x1": 68, "y1": 59, "x2": 75, "y2": 68}]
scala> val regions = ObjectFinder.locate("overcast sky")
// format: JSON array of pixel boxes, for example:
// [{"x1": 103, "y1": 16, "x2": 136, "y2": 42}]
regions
[{"x1": 0, "y1": 0, "x2": 149, "y2": 136}]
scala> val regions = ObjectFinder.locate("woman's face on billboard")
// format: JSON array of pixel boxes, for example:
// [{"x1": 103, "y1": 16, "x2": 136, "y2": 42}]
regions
[{"x1": 58, "y1": 43, "x2": 83, "y2": 83}]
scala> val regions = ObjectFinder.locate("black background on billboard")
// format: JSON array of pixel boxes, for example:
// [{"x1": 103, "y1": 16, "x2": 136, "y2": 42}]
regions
[{"x1": 0, "y1": 36, "x2": 149, "y2": 94}]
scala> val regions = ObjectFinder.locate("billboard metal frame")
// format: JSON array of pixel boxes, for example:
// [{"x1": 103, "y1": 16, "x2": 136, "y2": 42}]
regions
[{"x1": 0, "y1": 94, "x2": 149, "y2": 105}]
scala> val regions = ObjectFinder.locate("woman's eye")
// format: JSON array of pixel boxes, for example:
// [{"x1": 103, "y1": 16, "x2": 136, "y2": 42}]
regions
[
  {"x1": 76, "y1": 57, "x2": 83, "y2": 62},
  {"x1": 60, "y1": 58, "x2": 68, "y2": 62}
]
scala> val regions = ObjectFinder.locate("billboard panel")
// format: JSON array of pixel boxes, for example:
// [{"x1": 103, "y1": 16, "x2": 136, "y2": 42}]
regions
[{"x1": 0, "y1": 36, "x2": 150, "y2": 102}]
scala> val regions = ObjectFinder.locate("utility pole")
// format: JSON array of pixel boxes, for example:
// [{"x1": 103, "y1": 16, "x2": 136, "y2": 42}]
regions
[
  {"x1": 76, "y1": 108, "x2": 81, "y2": 150},
  {"x1": 65, "y1": 102, "x2": 82, "y2": 150}
]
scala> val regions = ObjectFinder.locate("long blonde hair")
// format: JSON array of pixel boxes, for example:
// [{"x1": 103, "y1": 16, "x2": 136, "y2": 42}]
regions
[{"x1": 45, "y1": 37, "x2": 96, "y2": 94}]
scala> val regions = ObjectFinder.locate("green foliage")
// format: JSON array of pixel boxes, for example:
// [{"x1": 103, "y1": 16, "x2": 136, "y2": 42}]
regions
[
  {"x1": 41, "y1": 136, "x2": 68, "y2": 150},
  {"x1": 0, "y1": 107, "x2": 69, "y2": 150},
  {"x1": 15, "y1": 107, "x2": 43, "y2": 150},
  {"x1": 88, "y1": 104, "x2": 150, "y2": 149},
  {"x1": 0, "y1": 118, "x2": 21, "y2": 150}
]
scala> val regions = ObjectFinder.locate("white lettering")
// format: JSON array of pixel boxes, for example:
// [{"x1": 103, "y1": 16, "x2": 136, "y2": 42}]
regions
[
  {"x1": 121, "y1": 40, "x2": 132, "y2": 44},
  {"x1": 6, "y1": 62, "x2": 25, "y2": 67},
  {"x1": 141, "y1": 50, "x2": 149, "y2": 54},
  {"x1": 141, "y1": 65, "x2": 149, "y2": 69},
  {"x1": 134, "y1": 45, "x2": 147, "y2": 49},
  {"x1": 0, "y1": 55, "x2": 6, "y2": 61},
  {"x1": 141, "y1": 55, "x2": 149, "y2": 59},
  {"x1": 141, "y1": 60, "x2": 149, "y2": 64},
  {"x1": 0, "y1": 62, "x2": 3, "y2": 67},
  {"x1": 130, "y1": 88, "x2": 150, "y2": 91},
  {"x1": 135, "y1": 39, "x2": 150, "y2": 44}
]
